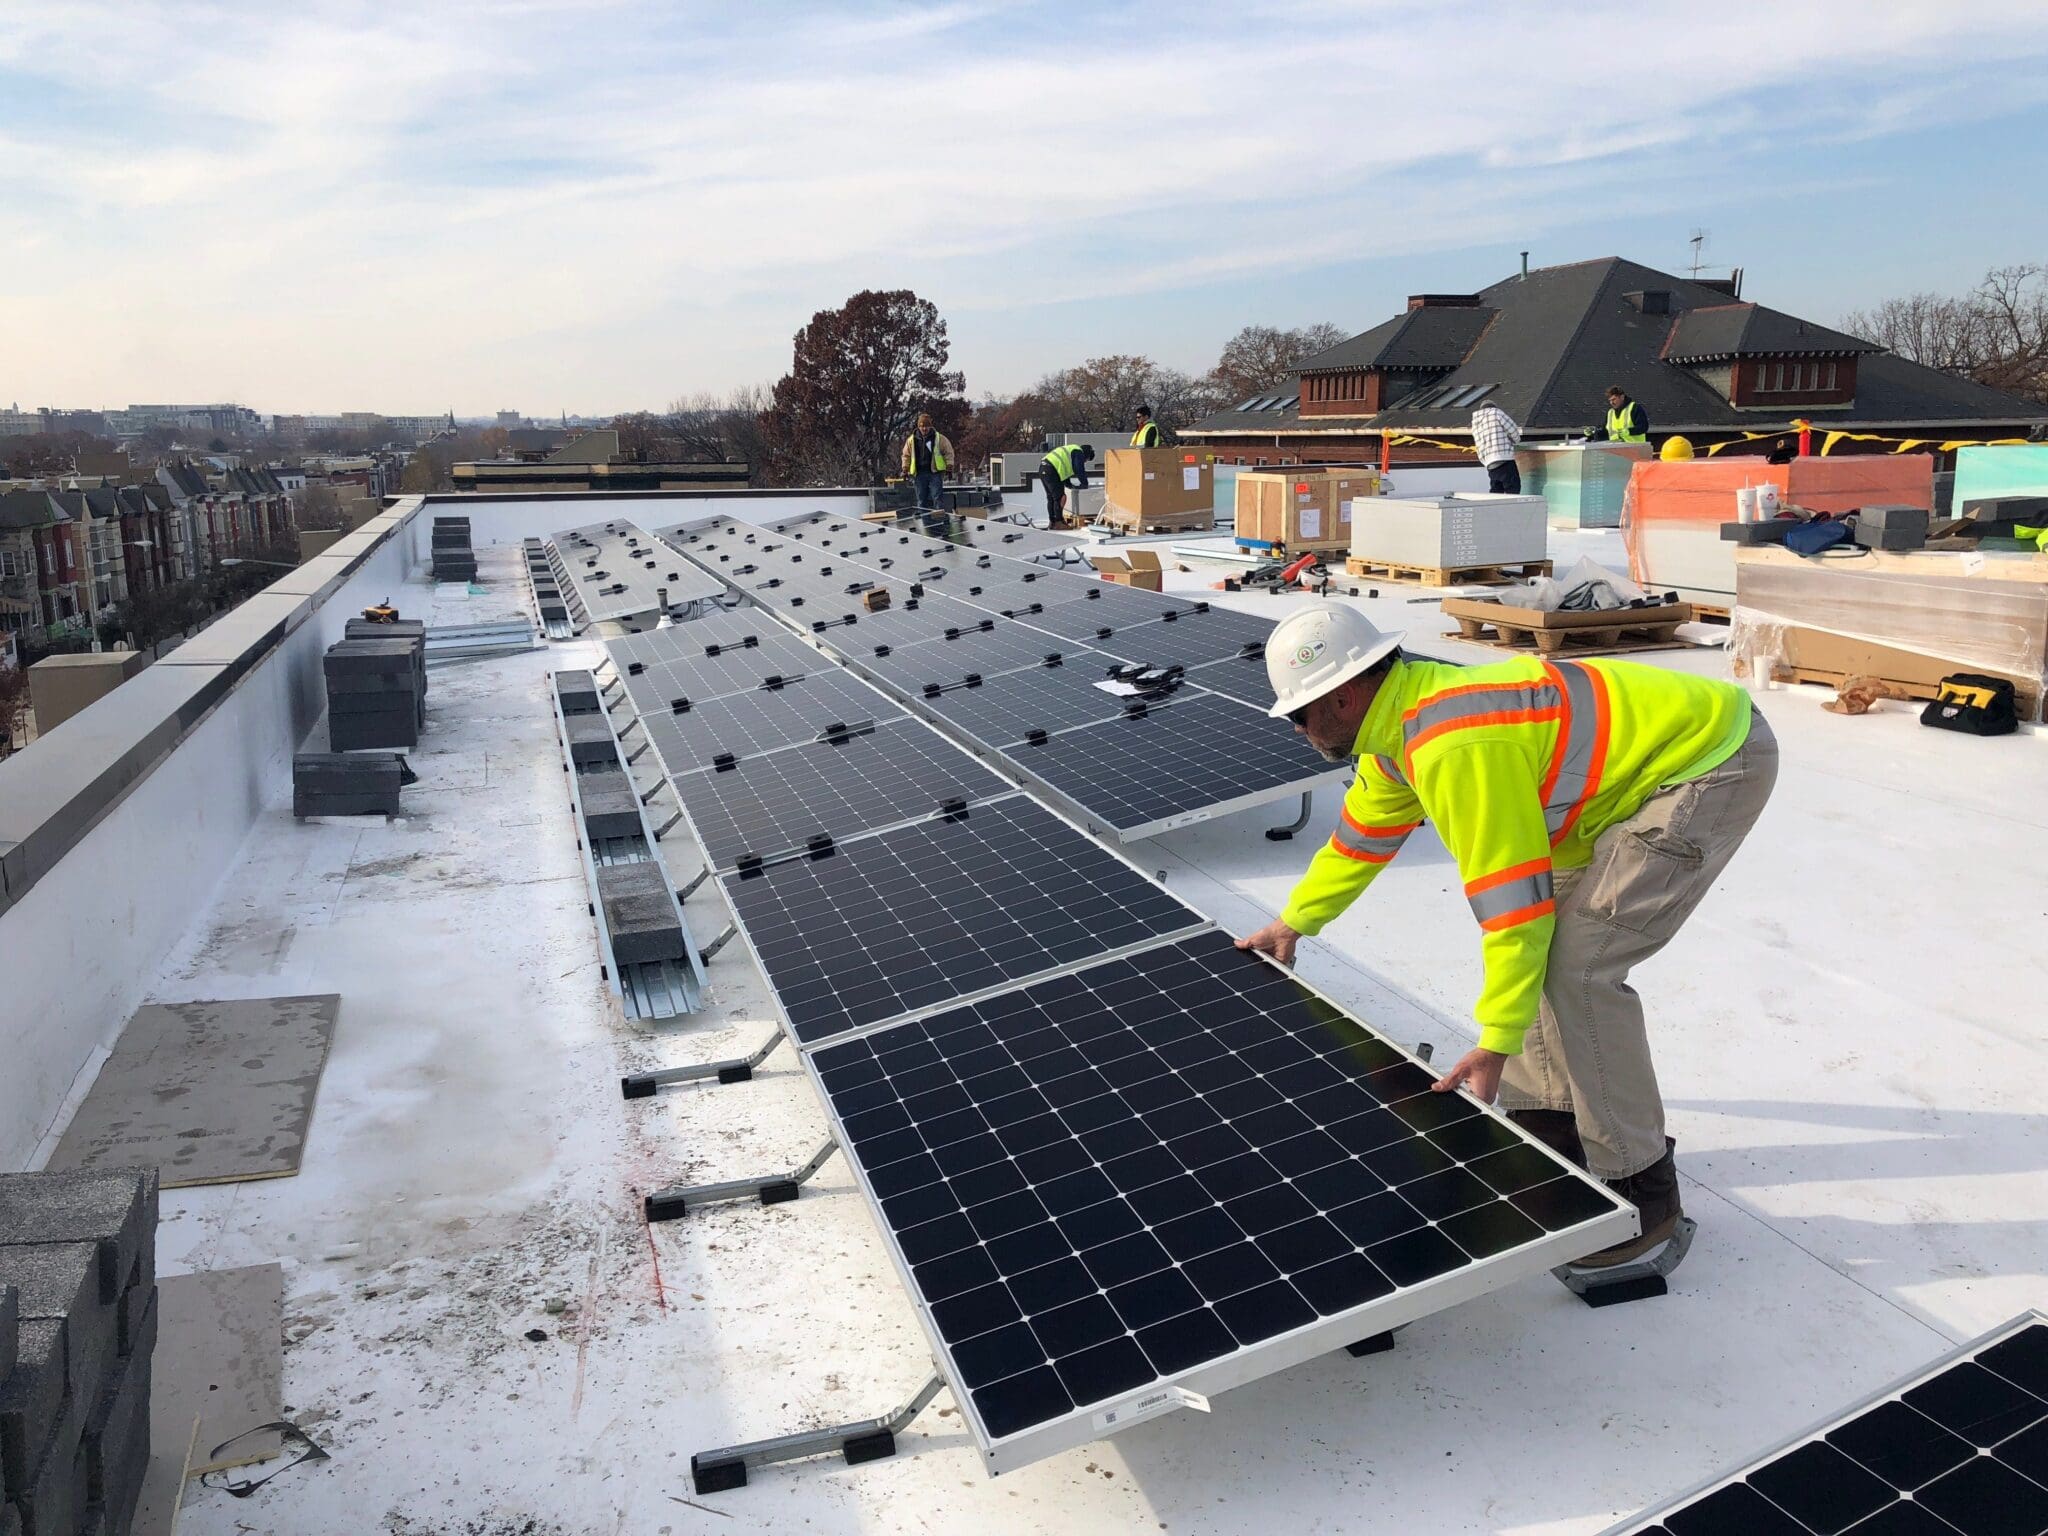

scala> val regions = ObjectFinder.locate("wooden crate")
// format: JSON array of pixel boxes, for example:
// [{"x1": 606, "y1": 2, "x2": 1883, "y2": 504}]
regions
[
  {"x1": 1345, "y1": 556, "x2": 1554, "y2": 588},
  {"x1": 1442, "y1": 596, "x2": 1696, "y2": 656}
]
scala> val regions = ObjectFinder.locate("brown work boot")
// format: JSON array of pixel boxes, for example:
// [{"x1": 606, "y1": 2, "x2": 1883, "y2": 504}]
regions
[
  {"x1": 1575, "y1": 1139, "x2": 1682, "y2": 1268},
  {"x1": 1508, "y1": 1109, "x2": 1586, "y2": 1169}
]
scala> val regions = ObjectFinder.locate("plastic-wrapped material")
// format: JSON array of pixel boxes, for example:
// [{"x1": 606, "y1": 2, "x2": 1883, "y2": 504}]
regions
[
  {"x1": 1515, "y1": 442, "x2": 1650, "y2": 529},
  {"x1": 1494, "y1": 555, "x2": 1646, "y2": 612},
  {"x1": 1729, "y1": 546, "x2": 2048, "y2": 718},
  {"x1": 1623, "y1": 457, "x2": 1935, "y2": 602}
]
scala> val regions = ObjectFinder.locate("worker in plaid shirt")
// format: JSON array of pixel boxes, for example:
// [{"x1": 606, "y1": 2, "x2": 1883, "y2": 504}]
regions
[{"x1": 1471, "y1": 402, "x2": 1522, "y2": 493}]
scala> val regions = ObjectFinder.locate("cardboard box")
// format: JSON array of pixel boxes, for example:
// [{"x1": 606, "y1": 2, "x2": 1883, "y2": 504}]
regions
[
  {"x1": 861, "y1": 587, "x2": 892, "y2": 612},
  {"x1": 1089, "y1": 549, "x2": 1164, "y2": 591},
  {"x1": 1236, "y1": 470, "x2": 1379, "y2": 552},
  {"x1": 1103, "y1": 449, "x2": 1214, "y2": 532}
]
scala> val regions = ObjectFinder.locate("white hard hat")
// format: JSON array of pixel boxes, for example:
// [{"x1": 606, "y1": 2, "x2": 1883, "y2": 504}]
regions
[{"x1": 1263, "y1": 602, "x2": 1404, "y2": 719}]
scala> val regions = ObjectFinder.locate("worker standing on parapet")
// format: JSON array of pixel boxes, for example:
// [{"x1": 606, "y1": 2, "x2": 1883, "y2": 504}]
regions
[
  {"x1": 1237, "y1": 603, "x2": 1777, "y2": 1268},
  {"x1": 1471, "y1": 401, "x2": 1522, "y2": 493},
  {"x1": 1039, "y1": 442, "x2": 1095, "y2": 529},
  {"x1": 900, "y1": 412, "x2": 954, "y2": 512},
  {"x1": 1589, "y1": 385, "x2": 1649, "y2": 443},
  {"x1": 1130, "y1": 405, "x2": 1163, "y2": 447}
]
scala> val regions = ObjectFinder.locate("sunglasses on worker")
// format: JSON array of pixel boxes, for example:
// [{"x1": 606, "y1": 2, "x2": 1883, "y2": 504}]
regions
[{"x1": 1286, "y1": 700, "x2": 1313, "y2": 727}]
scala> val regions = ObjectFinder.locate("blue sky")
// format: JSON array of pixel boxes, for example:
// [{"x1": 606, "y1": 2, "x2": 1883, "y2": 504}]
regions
[{"x1": 3, "y1": 0, "x2": 2046, "y2": 416}]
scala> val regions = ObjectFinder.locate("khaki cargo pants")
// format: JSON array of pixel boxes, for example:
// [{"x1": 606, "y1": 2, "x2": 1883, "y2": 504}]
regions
[{"x1": 1498, "y1": 712, "x2": 1779, "y2": 1179}]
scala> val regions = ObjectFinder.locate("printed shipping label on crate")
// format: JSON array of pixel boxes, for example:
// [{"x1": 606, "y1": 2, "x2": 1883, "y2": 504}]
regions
[
  {"x1": 1299, "y1": 506, "x2": 1322, "y2": 540},
  {"x1": 1144, "y1": 472, "x2": 1156, "y2": 480},
  {"x1": 1183, "y1": 467, "x2": 1201, "y2": 491}
]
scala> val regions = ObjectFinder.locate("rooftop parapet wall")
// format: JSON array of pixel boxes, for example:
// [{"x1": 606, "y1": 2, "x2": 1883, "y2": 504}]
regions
[{"x1": 0, "y1": 497, "x2": 424, "y2": 1171}]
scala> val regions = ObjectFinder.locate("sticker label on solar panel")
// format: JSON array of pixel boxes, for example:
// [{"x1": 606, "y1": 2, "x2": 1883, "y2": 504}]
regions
[{"x1": 1093, "y1": 1385, "x2": 1209, "y2": 1431}]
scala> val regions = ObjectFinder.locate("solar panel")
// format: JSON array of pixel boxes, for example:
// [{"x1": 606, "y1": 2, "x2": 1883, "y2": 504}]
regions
[
  {"x1": 608, "y1": 624, "x2": 823, "y2": 711},
  {"x1": 642, "y1": 668, "x2": 905, "y2": 775},
  {"x1": 806, "y1": 596, "x2": 994, "y2": 650},
  {"x1": 861, "y1": 627, "x2": 1082, "y2": 691},
  {"x1": 552, "y1": 519, "x2": 725, "y2": 619},
  {"x1": 1605, "y1": 1312, "x2": 2048, "y2": 1535},
  {"x1": 1185, "y1": 652, "x2": 1275, "y2": 709},
  {"x1": 1022, "y1": 589, "x2": 1195, "y2": 642},
  {"x1": 919, "y1": 664, "x2": 1139, "y2": 748},
  {"x1": 1089, "y1": 606, "x2": 1277, "y2": 668},
  {"x1": 808, "y1": 929, "x2": 1632, "y2": 1472},
  {"x1": 718, "y1": 796, "x2": 1208, "y2": 1046},
  {"x1": 1010, "y1": 694, "x2": 1343, "y2": 836},
  {"x1": 673, "y1": 717, "x2": 1018, "y2": 871}
]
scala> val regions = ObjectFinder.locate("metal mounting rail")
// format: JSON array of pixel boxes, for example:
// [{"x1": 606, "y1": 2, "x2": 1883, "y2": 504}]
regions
[
  {"x1": 1264, "y1": 789, "x2": 1313, "y2": 841},
  {"x1": 1553, "y1": 1216, "x2": 1697, "y2": 1307},
  {"x1": 622, "y1": 1028, "x2": 786, "y2": 1098},
  {"x1": 689, "y1": 1372, "x2": 948, "y2": 1495},
  {"x1": 644, "y1": 1136, "x2": 839, "y2": 1222}
]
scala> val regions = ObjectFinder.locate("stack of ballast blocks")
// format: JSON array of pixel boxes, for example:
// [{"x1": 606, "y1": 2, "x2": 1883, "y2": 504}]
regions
[
  {"x1": 525, "y1": 540, "x2": 568, "y2": 630},
  {"x1": 0, "y1": 1169, "x2": 159, "y2": 1536},
  {"x1": 431, "y1": 516, "x2": 475, "y2": 584},
  {"x1": 292, "y1": 752, "x2": 405, "y2": 817},
  {"x1": 326, "y1": 621, "x2": 426, "y2": 751}
]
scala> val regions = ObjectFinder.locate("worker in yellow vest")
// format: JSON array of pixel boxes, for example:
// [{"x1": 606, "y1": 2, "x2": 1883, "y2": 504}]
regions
[
  {"x1": 900, "y1": 413, "x2": 955, "y2": 511},
  {"x1": 1238, "y1": 602, "x2": 1777, "y2": 1269},
  {"x1": 1130, "y1": 405, "x2": 1162, "y2": 448},
  {"x1": 1589, "y1": 386, "x2": 1649, "y2": 443},
  {"x1": 1039, "y1": 443, "x2": 1095, "y2": 528}
]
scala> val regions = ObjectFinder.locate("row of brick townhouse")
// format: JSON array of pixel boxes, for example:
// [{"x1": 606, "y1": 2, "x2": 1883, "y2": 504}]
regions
[{"x1": 0, "y1": 459, "x2": 298, "y2": 641}]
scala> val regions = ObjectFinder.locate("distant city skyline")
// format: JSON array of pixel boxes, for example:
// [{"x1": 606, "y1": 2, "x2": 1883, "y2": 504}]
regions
[{"x1": 5, "y1": 0, "x2": 2048, "y2": 414}]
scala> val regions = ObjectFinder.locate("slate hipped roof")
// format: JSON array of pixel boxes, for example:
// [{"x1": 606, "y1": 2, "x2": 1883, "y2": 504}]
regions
[
  {"x1": 1191, "y1": 256, "x2": 2047, "y2": 438},
  {"x1": 0, "y1": 489, "x2": 66, "y2": 529},
  {"x1": 1661, "y1": 303, "x2": 1878, "y2": 363}
]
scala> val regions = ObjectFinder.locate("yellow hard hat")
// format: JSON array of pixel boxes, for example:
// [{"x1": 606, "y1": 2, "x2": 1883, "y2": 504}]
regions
[{"x1": 1660, "y1": 435, "x2": 1695, "y2": 461}]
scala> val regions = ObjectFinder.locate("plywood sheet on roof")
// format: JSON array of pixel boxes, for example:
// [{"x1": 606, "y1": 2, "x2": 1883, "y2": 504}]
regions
[{"x1": 49, "y1": 995, "x2": 339, "y2": 1187}]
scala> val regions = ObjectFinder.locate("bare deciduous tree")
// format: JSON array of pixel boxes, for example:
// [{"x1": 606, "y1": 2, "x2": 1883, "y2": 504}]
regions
[
  {"x1": 1844, "y1": 264, "x2": 2048, "y2": 403},
  {"x1": 1209, "y1": 323, "x2": 1349, "y2": 401},
  {"x1": 1028, "y1": 356, "x2": 1222, "y2": 438}
]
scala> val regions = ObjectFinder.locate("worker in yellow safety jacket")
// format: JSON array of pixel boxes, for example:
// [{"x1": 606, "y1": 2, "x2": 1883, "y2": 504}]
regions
[
  {"x1": 1131, "y1": 405, "x2": 1162, "y2": 447},
  {"x1": 1039, "y1": 442, "x2": 1095, "y2": 528},
  {"x1": 1588, "y1": 385, "x2": 1649, "y2": 443},
  {"x1": 1238, "y1": 602, "x2": 1777, "y2": 1267},
  {"x1": 900, "y1": 413, "x2": 955, "y2": 511}
]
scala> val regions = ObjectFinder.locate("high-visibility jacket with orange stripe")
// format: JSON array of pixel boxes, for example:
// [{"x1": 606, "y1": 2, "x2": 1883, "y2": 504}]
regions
[{"x1": 1280, "y1": 655, "x2": 1751, "y2": 1056}]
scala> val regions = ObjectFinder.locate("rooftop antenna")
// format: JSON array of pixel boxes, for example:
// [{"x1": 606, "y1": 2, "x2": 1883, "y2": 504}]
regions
[{"x1": 1688, "y1": 229, "x2": 1709, "y2": 279}]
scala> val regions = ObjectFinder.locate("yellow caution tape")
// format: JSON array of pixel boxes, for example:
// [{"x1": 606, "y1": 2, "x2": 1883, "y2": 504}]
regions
[{"x1": 1702, "y1": 417, "x2": 2031, "y2": 458}]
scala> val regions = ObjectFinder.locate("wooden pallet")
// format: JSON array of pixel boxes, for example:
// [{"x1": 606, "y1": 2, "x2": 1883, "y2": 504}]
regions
[
  {"x1": 1692, "y1": 602, "x2": 1732, "y2": 624},
  {"x1": 1346, "y1": 556, "x2": 1553, "y2": 588},
  {"x1": 1442, "y1": 596, "x2": 1697, "y2": 656}
]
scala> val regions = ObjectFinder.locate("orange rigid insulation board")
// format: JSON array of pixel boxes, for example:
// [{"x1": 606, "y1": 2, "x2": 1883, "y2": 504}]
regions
[{"x1": 1622, "y1": 456, "x2": 1934, "y2": 590}]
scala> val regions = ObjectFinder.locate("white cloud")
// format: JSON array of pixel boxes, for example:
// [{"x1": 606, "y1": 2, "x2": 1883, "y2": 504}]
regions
[{"x1": 1, "y1": 0, "x2": 2045, "y2": 408}]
